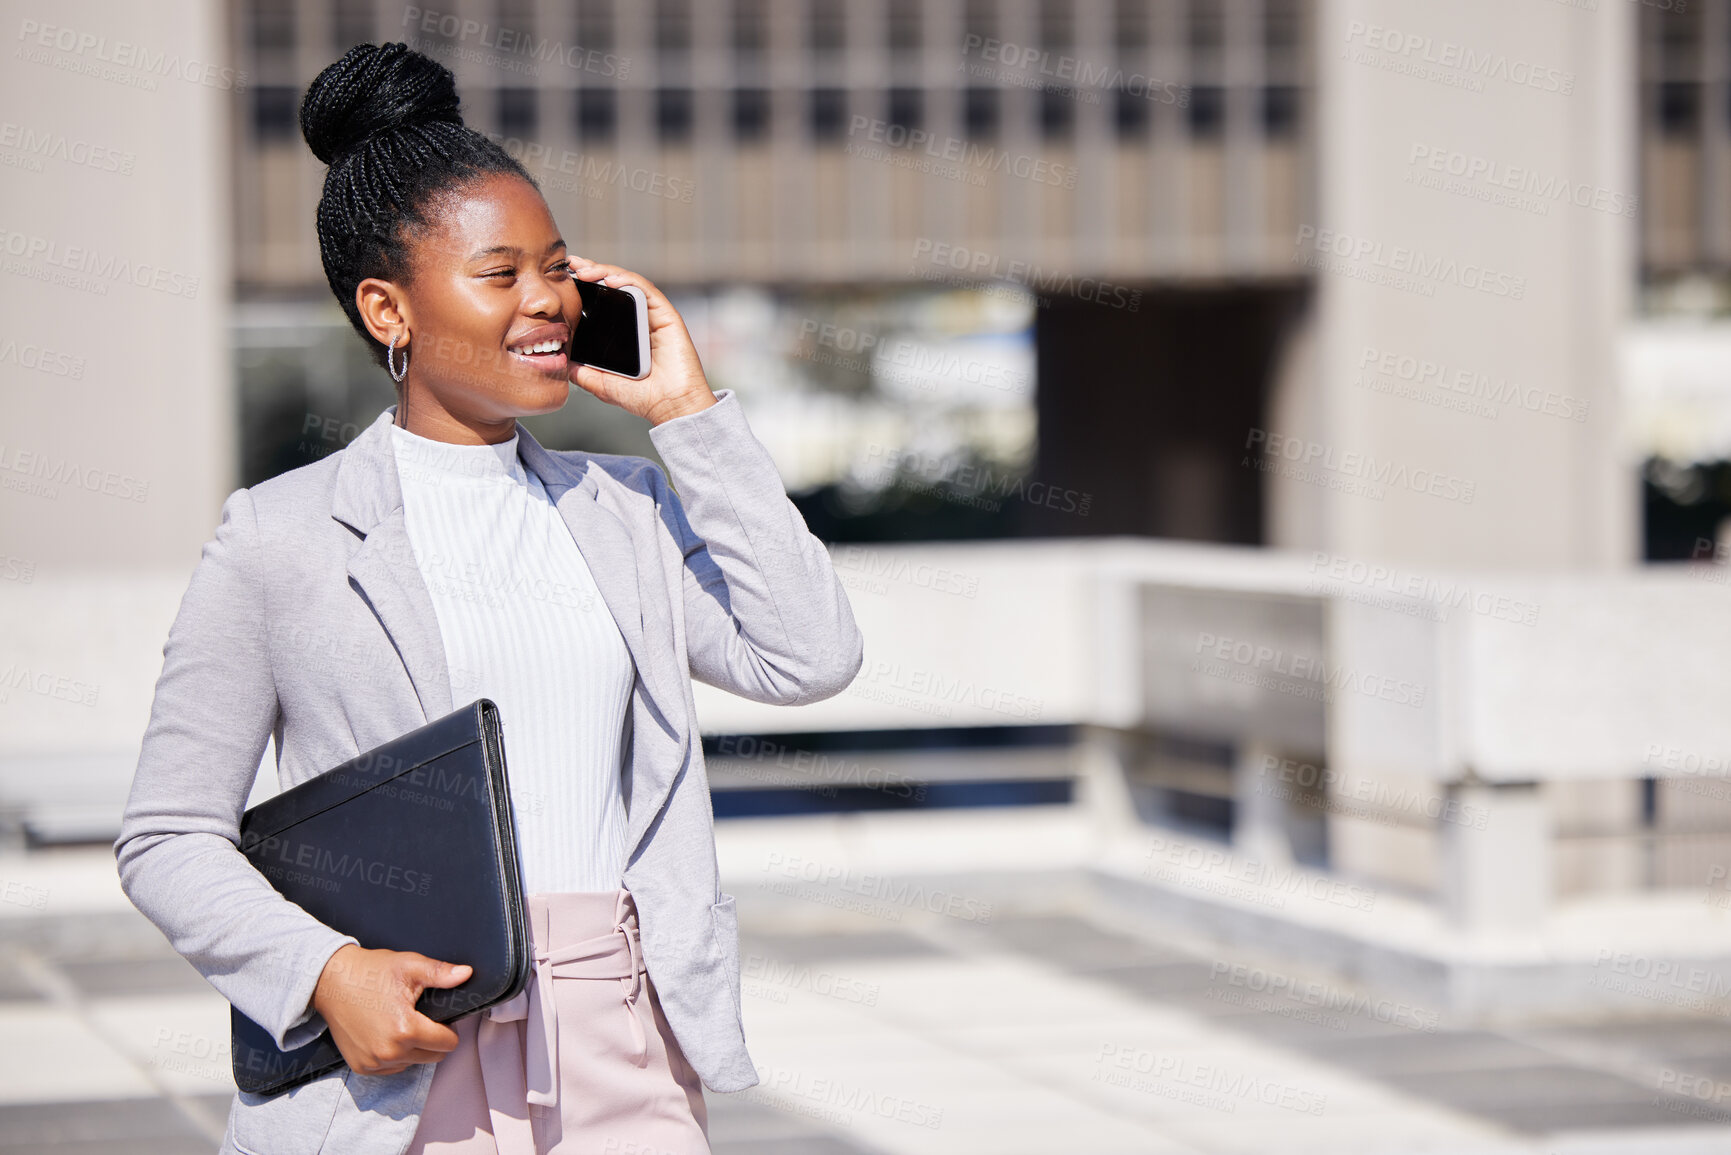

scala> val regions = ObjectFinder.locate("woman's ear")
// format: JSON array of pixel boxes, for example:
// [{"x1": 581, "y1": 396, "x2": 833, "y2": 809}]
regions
[{"x1": 356, "y1": 278, "x2": 411, "y2": 347}]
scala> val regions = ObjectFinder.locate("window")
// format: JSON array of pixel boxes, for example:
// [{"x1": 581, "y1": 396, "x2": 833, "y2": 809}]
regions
[
  {"x1": 1188, "y1": 85, "x2": 1224, "y2": 138},
  {"x1": 810, "y1": 88, "x2": 847, "y2": 142},
  {"x1": 253, "y1": 85, "x2": 299, "y2": 142},
  {"x1": 809, "y1": 0, "x2": 845, "y2": 57},
  {"x1": 498, "y1": 88, "x2": 538, "y2": 139},
  {"x1": 577, "y1": 0, "x2": 614, "y2": 52},
  {"x1": 1262, "y1": 86, "x2": 1300, "y2": 139},
  {"x1": 734, "y1": 88, "x2": 771, "y2": 141},
  {"x1": 733, "y1": 0, "x2": 768, "y2": 62},
  {"x1": 1039, "y1": 0, "x2": 1072, "y2": 53},
  {"x1": 888, "y1": 0, "x2": 921, "y2": 54},
  {"x1": 657, "y1": 0, "x2": 691, "y2": 57},
  {"x1": 575, "y1": 87, "x2": 617, "y2": 141},
  {"x1": 964, "y1": 87, "x2": 998, "y2": 139},
  {"x1": 1114, "y1": 0, "x2": 1148, "y2": 53},
  {"x1": 1114, "y1": 85, "x2": 1150, "y2": 138},
  {"x1": 887, "y1": 87, "x2": 922, "y2": 133},
  {"x1": 964, "y1": 0, "x2": 997, "y2": 46},
  {"x1": 1040, "y1": 87, "x2": 1075, "y2": 139},
  {"x1": 251, "y1": 0, "x2": 294, "y2": 56},
  {"x1": 331, "y1": 0, "x2": 371, "y2": 51},
  {"x1": 657, "y1": 88, "x2": 694, "y2": 142}
]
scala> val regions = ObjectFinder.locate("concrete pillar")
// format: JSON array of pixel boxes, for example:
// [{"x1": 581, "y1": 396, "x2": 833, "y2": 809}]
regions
[
  {"x1": 1074, "y1": 724, "x2": 1142, "y2": 839},
  {"x1": 1439, "y1": 781, "x2": 1551, "y2": 931}
]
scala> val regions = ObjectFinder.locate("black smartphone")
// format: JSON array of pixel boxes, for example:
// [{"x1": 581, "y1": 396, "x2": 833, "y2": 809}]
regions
[{"x1": 568, "y1": 280, "x2": 651, "y2": 380}]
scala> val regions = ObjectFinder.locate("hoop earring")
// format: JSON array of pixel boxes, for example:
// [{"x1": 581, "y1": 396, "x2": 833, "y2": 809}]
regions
[{"x1": 387, "y1": 333, "x2": 409, "y2": 383}]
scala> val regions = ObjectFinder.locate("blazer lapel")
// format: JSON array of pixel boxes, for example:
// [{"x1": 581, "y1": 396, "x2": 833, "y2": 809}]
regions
[
  {"x1": 333, "y1": 407, "x2": 690, "y2": 856},
  {"x1": 331, "y1": 409, "x2": 454, "y2": 723}
]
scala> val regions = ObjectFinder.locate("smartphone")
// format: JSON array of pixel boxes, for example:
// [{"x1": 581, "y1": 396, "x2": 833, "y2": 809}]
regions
[{"x1": 568, "y1": 280, "x2": 651, "y2": 380}]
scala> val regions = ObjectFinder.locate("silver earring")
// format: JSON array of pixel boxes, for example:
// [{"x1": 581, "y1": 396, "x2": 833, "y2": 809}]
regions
[{"x1": 387, "y1": 333, "x2": 409, "y2": 383}]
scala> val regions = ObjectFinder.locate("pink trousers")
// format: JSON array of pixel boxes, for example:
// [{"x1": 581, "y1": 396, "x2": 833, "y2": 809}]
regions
[{"x1": 405, "y1": 889, "x2": 710, "y2": 1155}]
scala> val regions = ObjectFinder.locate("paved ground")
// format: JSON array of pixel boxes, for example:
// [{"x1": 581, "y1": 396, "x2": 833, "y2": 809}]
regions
[{"x1": 6, "y1": 850, "x2": 1731, "y2": 1153}]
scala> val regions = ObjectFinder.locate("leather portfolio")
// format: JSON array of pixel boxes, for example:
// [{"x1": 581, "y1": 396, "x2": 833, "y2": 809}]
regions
[{"x1": 229, "y1": 697, "x2": 532, "y2": 1096}]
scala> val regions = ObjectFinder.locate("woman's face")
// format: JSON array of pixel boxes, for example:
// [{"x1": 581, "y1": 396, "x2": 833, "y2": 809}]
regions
[{"x1": 393, "y1": 172, "x2": 582, "y2": 426}]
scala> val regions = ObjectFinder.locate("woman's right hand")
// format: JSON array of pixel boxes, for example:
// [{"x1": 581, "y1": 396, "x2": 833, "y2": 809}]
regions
[{"x1": 311, "y1": 943, "x2": 473, "y2": 1076}]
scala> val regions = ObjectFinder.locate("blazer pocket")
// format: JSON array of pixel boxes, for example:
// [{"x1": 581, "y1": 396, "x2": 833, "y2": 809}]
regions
[
  {"x1": 228, "y1": 1066, "x2": 346, "y2": 1155},
  {"x1": 710, "y1": 892, "x2": 742, "y2": 1021}
]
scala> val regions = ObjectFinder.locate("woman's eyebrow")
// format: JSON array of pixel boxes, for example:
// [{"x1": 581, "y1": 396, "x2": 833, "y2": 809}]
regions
[{"x1": 466, "y1": 240, "x2": 568, "y2": 261}]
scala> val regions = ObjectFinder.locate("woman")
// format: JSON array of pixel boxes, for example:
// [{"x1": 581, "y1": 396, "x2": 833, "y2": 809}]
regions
[{"x1": 112, "y1": 42, "x2": 864, "y2": 1155}]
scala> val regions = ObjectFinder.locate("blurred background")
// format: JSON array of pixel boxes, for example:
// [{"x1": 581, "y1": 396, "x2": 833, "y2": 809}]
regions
[{"x1": 7, "y1": 0, "x2": 1731, "y2": 1151}]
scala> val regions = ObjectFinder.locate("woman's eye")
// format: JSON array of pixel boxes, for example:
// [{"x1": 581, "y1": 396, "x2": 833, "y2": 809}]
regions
[
  {"x1": 483, "y1": 269, "x2": 515, "y2": 279},
  {"x1": 550, "y1": 260, "x2": 572, "y2": 276}
]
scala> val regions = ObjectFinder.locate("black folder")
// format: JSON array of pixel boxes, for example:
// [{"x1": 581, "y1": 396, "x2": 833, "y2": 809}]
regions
[{"x1": 230, "y1": 697, "x2": 532, "y2": 1095}]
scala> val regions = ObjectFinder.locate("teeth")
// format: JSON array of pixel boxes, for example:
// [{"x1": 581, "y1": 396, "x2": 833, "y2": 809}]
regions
[{"x1": 509, "y1": 338, "x2": 563, "y2": 355}]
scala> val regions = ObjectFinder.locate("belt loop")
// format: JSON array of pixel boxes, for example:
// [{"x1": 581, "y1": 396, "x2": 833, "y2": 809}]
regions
[{"x1": 617, "y1": 888, "x2": 650, "y2": 1066}]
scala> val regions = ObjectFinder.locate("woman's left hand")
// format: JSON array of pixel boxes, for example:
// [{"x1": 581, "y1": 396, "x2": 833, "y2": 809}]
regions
[{"x1": 566, "y1": 259, "x2": 717, "y2": 427}]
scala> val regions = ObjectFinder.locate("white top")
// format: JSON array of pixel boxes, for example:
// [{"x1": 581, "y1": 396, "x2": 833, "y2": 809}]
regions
[{"x1": 388, "y1": 419, "x2": 635, "y2": 895}]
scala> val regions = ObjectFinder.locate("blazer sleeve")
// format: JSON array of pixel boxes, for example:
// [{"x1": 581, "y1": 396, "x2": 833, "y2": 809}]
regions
[
  {"x1": 112, "y1": 487, "x2": 360, "y2": 1053},
  {"x1": 646, "y1": 388, "x2": 865, "y2": 706}
]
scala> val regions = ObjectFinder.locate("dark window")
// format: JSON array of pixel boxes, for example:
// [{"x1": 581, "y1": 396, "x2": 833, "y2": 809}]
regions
[
  {"x1": 657, "y1": 0, "x2": 691, "y2": 56},
  {"x1": 498, "y1": 0, "x2": 535, "y2": 35},
  {"x1": 734, "y1": 88, "x2": 771, "y2": 141},
  {"x1": 1261, "y1": 85, "x2": 1300, "y2": 138},
  {"x1": 251, "y1": 0, "x2": 294, "y2": 55},
  {"x1": 888, "y1": 0, "x2": 921, "y2": 54},
  {"x1": 575, "y1": 87, "x2": 617, "y2": 141},
  {"x1": 1039, "y1": 0, "x2": 1072, "y2": 52},
  {"x1": 809, "y1": 0, "x2": 845, "y2": 56},
  {"x1": 1114, "y1": 85, "x2": 1150, "y2": 137},
  {"x1": 498, "y1": 88, "x2": 538, "y2": 138},
  {"x1": 887, "y1": 87, "x2": 922, "y2": 133},
  {"x1": 1264, "y1": 0, "x2": 1302, "y2": 75},
  {"x1": 331, "y1": 0, "x2": 371, "y2": 51},
  {"x1": 1114, "y1": 0, "x2": 1148, "y2": 52},
  {"x1": 964, "y1": 0, "x2": 998, "y2": 46},
  {"x1": 577, "y1": 0, "x2": 614, "y2": 51},
  {"x1": 1040, "y1": 87, "x2": 1075, "y2": 138},
  {"x1": 964, "y1": 87, "x2": 998, "y2": 139},
  {"x1": 253, "y1": 85, "x2": 299, "y2": 141},
  {"x1": 810, "y1": 87, "x2": 847, "y2": 142},
  {"x1": 1658, "y1": 82, "x2": 1699, "y2": 137},
  {"x1": 657, "y1": 88, "x2": 694, "y2": 142},
  {"x1": 733, "y1": 0, "x2": 768, "y2": 61},
  {"x1": 1188, "y1": 84, "x2": 1224, "y2": 137}
]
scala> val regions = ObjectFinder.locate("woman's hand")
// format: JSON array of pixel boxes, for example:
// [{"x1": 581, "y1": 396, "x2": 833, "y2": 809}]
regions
[
  {"x1": 311, "y1": 943, "x2": 472, "y2": 1076},
  {"x1": 566, "y1": 259, "x2": 718, "y2": 427}
]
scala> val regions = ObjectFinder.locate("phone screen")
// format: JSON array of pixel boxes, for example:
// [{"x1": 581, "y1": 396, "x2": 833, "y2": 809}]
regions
[{"x1": 569, "y1": 280, "x2": 645, "y2": 379}]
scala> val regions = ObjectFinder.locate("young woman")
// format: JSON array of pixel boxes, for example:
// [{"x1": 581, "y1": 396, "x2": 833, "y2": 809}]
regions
[{"x1": 113, "y1": 41, "x2": 864, "y2": 1155}]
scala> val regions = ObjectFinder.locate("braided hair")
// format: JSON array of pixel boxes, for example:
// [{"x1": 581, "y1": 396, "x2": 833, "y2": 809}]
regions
[{"x1": 299, "y1": 42, "x2": 536, "y2": 384}]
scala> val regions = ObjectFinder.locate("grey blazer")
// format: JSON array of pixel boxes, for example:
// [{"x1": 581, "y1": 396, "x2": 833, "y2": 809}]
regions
[{"x1": 112, "y1": 388, "x2": 864, "y2": 1155}]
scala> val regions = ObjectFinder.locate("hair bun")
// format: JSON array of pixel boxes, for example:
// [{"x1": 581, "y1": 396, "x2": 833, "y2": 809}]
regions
[{"x1": 299, "y1": 42, "x2": 465, "y2": 165}]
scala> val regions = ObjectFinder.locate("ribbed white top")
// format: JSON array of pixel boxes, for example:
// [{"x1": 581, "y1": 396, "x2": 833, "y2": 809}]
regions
[{"x1": 388, "y1": 420, "x2": 635, "y2": 895}]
